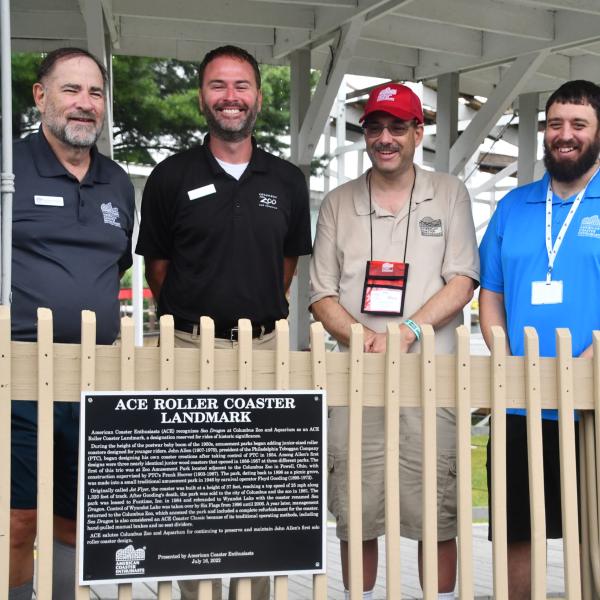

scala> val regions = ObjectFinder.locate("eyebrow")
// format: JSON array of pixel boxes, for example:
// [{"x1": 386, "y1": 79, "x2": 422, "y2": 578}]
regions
[{"x1": 60, "y1": 83, "x2": 104, "y2": 93}]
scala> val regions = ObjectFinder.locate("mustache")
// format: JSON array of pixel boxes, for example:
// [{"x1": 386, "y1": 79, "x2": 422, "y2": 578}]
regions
[
  {"x1": 215, "y1": 101, "x2": 247, "y2": 110},
  {"x1": 67, "y1": 111, "x2": 96, "y2": 121},
  {"x1": 373, "y1": 142, "x2": 400, "y2": 152},
  {"x1": 549, "y1": 139, "x2": 581, "y2": 150}
]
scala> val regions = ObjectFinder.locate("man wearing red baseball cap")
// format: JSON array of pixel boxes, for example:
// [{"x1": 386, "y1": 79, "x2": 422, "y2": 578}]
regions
[{"x1": 310, "y1": 82, "x2": 479, "y2": 598}]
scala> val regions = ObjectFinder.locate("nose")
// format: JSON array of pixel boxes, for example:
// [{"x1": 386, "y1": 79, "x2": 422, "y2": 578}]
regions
[
  {"x1": 75, "y1": 91, "x2": 95, "y2": 112},
  {"x1": 378, "y1": 126, "x2": 395, "y2": 143}
]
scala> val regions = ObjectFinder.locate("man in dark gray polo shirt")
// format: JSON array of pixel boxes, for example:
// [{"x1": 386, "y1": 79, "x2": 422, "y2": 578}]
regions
[{"x1": 9, "y1": 48, "x2": 134, "y2": 600}]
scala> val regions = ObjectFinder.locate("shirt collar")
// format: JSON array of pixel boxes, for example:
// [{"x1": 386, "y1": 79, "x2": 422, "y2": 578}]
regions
[
  {"x1": 30, "y1": 127, "x2": 108, "y2": 184},
  {"x1": 527, "y1": 169, "x2": 600, "y2": 204},
  {"x1": 202, "y1": 134, "x2": 268, "y2": 178},
  {"x1": 353, "y1": 164, "x2": 433, "y2": 216}
]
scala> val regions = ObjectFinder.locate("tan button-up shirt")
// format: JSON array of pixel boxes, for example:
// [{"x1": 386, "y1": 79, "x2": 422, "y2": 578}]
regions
[{"x1": 310, "y1": 165, "x2": 480, "y2": 353}]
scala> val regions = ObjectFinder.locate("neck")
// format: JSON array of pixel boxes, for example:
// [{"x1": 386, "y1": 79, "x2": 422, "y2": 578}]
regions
[
  {"x1": 370, "y1": 163, "x2": 415, "y2": 192},
  {"x1": 368, "y1": 164, "x2": 416, "y2": 215},
  {"x1": 42, "y1": 124, "x2": 92, "y2": 182},
  {"x1": 208, "y1": 134, "x2": 253, "y2": 164},
  {"x1": 552, "y1": 161, "x2": 599, "y2": 199}
]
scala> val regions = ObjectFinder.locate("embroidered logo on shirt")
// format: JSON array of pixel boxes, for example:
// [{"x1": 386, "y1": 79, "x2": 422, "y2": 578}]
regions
[
  {"x1": 258, "y1": 192, "x2": 278, "y2": 210},
  {"x1": 101, "y1": 202, "x2": 121, "y2": 227},
  {"x1": 377, "y1": 87, "x2": 397, "y2": 102},
  {"x1": 578, "y1": 215, "x2": 600, "y2": 239},
  {"x1": 419, "y1": 217, "x2": 442, "y2": 237}
]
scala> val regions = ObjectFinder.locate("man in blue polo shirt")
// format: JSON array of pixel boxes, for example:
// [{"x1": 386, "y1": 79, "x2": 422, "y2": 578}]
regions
[
  {"x1": 10, "y1": 48, "x2": 134, "y2": 600},
  {"x1": 479, "y1": 79, "x2": 600, "y2": 599}
]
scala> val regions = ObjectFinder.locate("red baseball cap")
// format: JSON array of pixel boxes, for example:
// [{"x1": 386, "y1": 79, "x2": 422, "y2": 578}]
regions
[{"x1": 359, "y1": 83, "x2": 424, "y2": 124}]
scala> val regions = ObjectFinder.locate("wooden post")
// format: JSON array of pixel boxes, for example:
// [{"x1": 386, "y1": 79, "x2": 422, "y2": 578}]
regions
[
  {"x1": 524, "y1": 327, "x2": 546, "y2": 600},
  {"x1": 347, "y1": 323, "x2": 364, "y2": 600},
  {"x1": 384, "y1": 323, "x2": 402, "y2": 599},
  {"x1": 455, "y1": 325, "x2": 473, "y2": 599}
]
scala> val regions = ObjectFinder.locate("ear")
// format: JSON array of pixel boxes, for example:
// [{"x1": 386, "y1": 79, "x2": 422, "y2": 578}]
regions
[
  {"x1": 413, "y1": 123, "x2": 424, "y2": 148},
  {"x1": 257, "y1": 89, "x2": 263, "y2": 113},
  {"x1": 32, "y1": 82, "x2": 45, "y2": 112},
  {"x1": 198, "y1": 88, "x2": 204, "y2": 113}
]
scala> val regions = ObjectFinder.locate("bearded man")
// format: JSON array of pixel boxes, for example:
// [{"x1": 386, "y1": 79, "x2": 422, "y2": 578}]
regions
[
  {"x1": 10, "y1": 47, "x2": 134, "y2": 600},
  {"x1": 479, "y1": 79, "x2": 600, "y2": 599},
  {"x1": 136, "y1": 45, "x2": 311, "y2": 600}
]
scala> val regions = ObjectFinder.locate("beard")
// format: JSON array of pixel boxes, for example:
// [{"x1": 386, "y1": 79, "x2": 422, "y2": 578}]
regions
[
  {"x1": 44, "y1": 110, "x2": 103, "y2": 149},
  {"x1": 543, "y1": 135, "x2": 600, "y2": 183},
  {"x1": 203, "y1": 100, "x2": 259, "y2": 143}
]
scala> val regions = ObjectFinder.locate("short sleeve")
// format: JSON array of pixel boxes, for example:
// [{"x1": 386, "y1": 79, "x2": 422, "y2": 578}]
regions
[
  {"x1": 309, "y1": 194, "x2": 341, "y2": 305},
  {"x1": 283, "y1": 168, "x2": 312, "y2": 257},
  {"x1": 441, "y1": 179, "x2": 480, "y2": 285},
  {"x1": 135, "y1": 164, "x2": 175, "y2": 259},
  {"x1": 479, "y1": 206, "x2": 504, "y2": 293},
  {"x1": 118, "y1": 178, "x2": 135, "y2": 273}
]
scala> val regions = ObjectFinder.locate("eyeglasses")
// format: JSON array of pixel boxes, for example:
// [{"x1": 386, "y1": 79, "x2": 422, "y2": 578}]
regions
[{"x1": 363, "y1": 122, "x2": 413, "y2": 138}]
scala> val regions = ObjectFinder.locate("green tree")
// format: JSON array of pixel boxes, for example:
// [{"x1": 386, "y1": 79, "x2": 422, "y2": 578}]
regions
[{"x1": 10, "y1": 53, "x2": 317, "y2": 166}]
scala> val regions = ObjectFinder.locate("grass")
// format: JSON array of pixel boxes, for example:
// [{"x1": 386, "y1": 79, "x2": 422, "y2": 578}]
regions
[{"x1": 471, "y1": 434, "x2": 489, "y2": 507}]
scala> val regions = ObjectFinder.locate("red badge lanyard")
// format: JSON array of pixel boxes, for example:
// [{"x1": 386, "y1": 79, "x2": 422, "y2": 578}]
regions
[{"x1": 361, "y1": 168, "x2": 415, "y2": 316}]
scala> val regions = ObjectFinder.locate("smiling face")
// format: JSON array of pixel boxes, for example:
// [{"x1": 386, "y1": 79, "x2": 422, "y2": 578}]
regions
[
  {"x1": 544, "y1": 100, "x2": 600, "y2": 183},
  {"x1": 199, "y1": 55, "x2": 262, "y2": 143},
  {"x1": 33, "y1": 55, "x2": 105, "y2": 149},
  {"x1": 363, "y1": 112, "x2": 423, "y2": 177}
]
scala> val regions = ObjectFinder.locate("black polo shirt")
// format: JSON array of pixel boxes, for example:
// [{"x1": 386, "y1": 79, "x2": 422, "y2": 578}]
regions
[
  {"x1": 11, "y1": 129, "x2": 135, "y2": 344},
  {"x1": 136, "y1": 137, "x2": 312, "y2": 329}
]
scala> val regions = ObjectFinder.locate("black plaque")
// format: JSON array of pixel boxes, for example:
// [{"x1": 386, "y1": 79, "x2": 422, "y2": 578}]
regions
[{"x1": 78, "y1": 390, "x2": 326, "y2": 585}]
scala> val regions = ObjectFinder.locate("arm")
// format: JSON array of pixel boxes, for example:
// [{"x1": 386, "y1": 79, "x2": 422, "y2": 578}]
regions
[
  {"x1": 379, "y1": 274, "x2": 475, "y2": 354},
  {"x1": 311, "y1": 295, "x2": 378, "y2": 352},
  {"x1": 283, "y1": 256, "x2": 298, "y2": 293},
  {"x1": 145, "y1": 258, "x2": 170, "y2": 302},
  {"x1": 479, "y1": 288, "x2": 510, "y2": 353}
]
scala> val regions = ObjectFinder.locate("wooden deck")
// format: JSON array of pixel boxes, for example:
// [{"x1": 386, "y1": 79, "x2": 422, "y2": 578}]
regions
[{"x1": 89, "y1": 523, "x2": 566, "y2": 599}]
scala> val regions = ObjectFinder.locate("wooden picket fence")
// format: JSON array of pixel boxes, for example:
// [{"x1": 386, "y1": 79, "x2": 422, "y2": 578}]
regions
[{"x1": 0, "y1": 306, "x2": 600, "y2": 599}]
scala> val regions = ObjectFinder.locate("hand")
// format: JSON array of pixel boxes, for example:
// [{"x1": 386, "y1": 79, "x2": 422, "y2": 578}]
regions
[
  {"x1": 399, "y1": 322, "x2": 417, "y2": 353},
  {"x1": 366, "y1": 332, "x2": 387, "y2": 353}
]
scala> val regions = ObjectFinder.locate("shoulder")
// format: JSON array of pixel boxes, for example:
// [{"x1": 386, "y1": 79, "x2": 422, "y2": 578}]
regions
[
  {"x1": 324, "y1": 175, "x2": 366, "y2": 207},
  {"x1": 257, "y1": 148, "x2": 306, "y2": 182},
  {"x1": 417, "y1": 167, "x2": 468, "y2": 198},
  {"x1": 150, "y1": 146, "x2": 206, "y2": 180},
  {"x1": 496, "y1": 176, "x2": 546, "y2": 215}
]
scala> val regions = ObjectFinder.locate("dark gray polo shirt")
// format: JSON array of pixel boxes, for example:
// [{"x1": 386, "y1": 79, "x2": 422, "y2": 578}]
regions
[{"x1": 11, "y1": 129, "x2": 135, "y2": 344}]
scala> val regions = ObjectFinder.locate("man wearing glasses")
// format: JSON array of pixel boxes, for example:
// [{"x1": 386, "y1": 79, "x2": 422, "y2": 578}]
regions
[{"x1": 310, "y1": 83, "x2": 479, "y2": 598}]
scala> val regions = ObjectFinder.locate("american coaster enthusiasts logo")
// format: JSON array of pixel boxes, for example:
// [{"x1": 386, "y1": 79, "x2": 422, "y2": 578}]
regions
[{"x1": 115, "y1": 544, "x2": 146, "y2": 576}]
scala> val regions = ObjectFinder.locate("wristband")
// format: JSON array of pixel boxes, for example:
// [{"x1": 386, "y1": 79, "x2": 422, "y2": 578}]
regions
[{"x1": 402, "y1": 318, "x2": 421, "y2": 341}]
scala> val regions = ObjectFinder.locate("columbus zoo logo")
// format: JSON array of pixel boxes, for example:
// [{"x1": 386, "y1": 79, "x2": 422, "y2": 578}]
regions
[{"x1": 115, "y1": 544, "x2": 146, "y2": 576}]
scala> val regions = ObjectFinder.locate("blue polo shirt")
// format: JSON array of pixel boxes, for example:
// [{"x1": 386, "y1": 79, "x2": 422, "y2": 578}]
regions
[
  {"x1": 11, "y1": 129, "x2": 135, "y2": 345},
  {"x1": 480, "y1": 170, "x2": 600, "y2": 418}
]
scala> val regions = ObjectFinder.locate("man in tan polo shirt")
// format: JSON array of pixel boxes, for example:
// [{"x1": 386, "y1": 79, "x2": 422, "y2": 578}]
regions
[{"x1": 310, "y1": 83, "x2": 479, "y2": 599}]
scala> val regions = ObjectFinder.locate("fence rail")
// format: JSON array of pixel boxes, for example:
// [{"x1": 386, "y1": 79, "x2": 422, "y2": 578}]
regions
[{"x1": 0, "y1": 306, "x2": 599, "y2": 599}]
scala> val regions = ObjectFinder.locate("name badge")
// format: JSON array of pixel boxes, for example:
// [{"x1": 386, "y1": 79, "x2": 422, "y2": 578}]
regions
[
  {"x1": 531, "y1": 280, "x2": 563, "y2": 305},
  {"x1": 34, "y1": 195, "x2": 64, "y2": 207},
  {"x1": 361, "y1": 260, "x2": 409, "y2": 316},
  {"x1": 188, "y1": 184, "x2": 216, "y2": 200}
]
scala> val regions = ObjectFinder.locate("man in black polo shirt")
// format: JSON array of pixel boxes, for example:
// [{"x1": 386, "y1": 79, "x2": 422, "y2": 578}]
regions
[
  {"x1": 10, "y1": 48, "x2": 134, "y2": 600},
  {"x1": 136, "y1": 45, "x2": 311, "y2": 600}
]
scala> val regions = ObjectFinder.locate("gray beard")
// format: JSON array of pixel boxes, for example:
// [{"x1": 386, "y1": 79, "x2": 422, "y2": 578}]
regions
[{"x1": 45, "y1": 119, "x2": 102, "y2": 149}]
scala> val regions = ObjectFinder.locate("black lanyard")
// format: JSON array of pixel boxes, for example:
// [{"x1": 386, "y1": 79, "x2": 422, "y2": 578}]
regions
[{"x1": 367, "y1": 167, "x2": 416, "y2": 262}]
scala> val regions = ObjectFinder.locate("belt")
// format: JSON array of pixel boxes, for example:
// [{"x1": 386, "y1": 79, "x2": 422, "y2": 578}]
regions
[{"x1": 173, "y1": 316, "x2": 275, "y2": 341}]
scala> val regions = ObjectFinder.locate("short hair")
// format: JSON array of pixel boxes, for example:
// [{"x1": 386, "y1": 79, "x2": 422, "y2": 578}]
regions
[
  {"x1": 37, "y1": 47, "x2": 108, "y2": 87},
  {"x1": 198, "y1": 45, "x2": 261, "y2": 89},
  {"x1": 545, "y1": 80, "x2": 600, "y2": 123}
]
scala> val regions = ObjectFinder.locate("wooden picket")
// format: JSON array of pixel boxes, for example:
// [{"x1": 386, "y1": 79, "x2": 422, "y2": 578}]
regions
[{"x1": 0, "y1": 311, "x2": 598, "y2": 599}]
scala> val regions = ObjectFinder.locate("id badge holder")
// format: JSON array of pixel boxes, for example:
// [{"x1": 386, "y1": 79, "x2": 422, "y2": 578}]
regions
[
  {"x1": 531, "y1": 280, "x2": 563, "y2": 305},
  {"x1": 361, "y1": 260, "x2": 409, "y2": 316}
]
